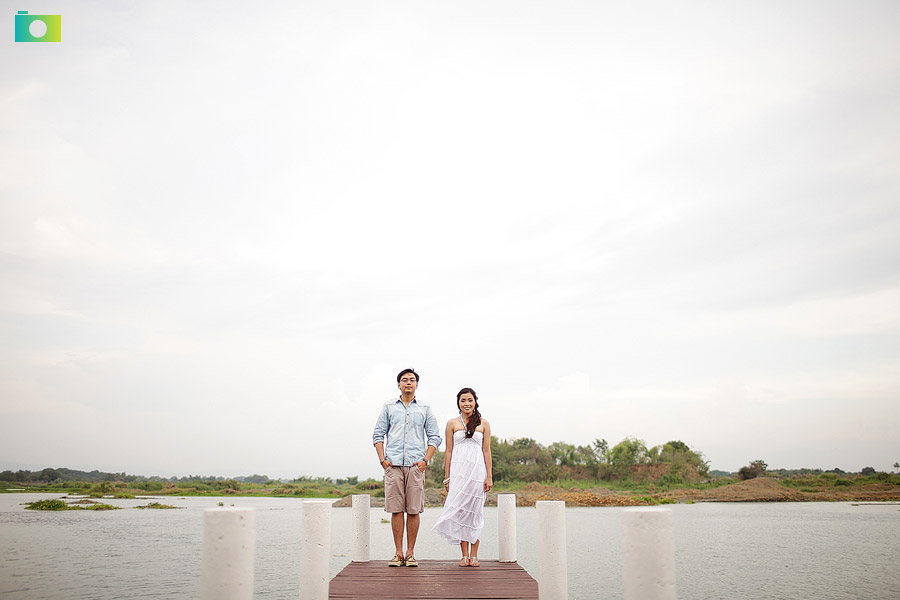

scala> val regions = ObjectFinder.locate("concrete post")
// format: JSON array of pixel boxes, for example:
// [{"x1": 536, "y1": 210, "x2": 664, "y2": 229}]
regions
[
  {"x1": 536, "y1": 500, "x2": 567, "y2": 600},
  {"x1": 498, "y1": 493, "x2": 517, "y2": 562},
  {"x1": 623, "y1": 508, "x2": 676, "y2": 600},
  {"x1": 351, "y1": 494, "x2": 370, "y2": 562},
  {"x1": 201, "y1": 507, "x2": 255, "y2": 600},
  {"x1": 299, "y1": 500, "x2": 332, "y2": 600}
]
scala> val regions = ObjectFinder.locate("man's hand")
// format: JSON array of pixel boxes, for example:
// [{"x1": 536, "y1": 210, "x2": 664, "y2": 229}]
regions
[{"x1": 415, "y1": 460, "x2": 427, "y2": 472}]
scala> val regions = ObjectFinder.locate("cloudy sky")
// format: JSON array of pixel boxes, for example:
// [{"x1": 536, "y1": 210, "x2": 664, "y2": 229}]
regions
[{"x1": 2, "y1": 1, "x2": 898, "y2": 481}]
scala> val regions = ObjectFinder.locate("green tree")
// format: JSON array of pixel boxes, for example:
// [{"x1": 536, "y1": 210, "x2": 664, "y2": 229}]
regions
[
  {"x1": 425, "y1": 449, "x2": 445, "y2": 487},
  {"x1": 574, "y1": 444, "x2": 600, "y2": 476},
  {"x1": 593, "y1": 439, "x2": 611, "y2": 472},
  {"x1": 654, "y1": 440, "x2": 710, "y2": 477},
  {"x1": 593, "y1": 439, "x2": 609, "y2": 459},
  {"x1": 609, "y1": 437, "x2": 650, "y2": 474},
  {"x1": 38, "y1": 468, "x2": 61, "y2": 482},
  {"x1": 490, "y1": 437, "x2": 558, "y2": 481},
  {"x1": 549, "y1": 442, "x2": 577, "y2": 466}
]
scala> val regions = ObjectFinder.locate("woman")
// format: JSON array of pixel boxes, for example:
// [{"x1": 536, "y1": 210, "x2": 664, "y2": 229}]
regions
[{"x1": 431, "y1": 387, "x2": 493, "y2": 566}]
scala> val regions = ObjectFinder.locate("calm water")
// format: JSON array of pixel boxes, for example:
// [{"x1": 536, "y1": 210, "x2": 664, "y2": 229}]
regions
[{"x1": 1, "y1": 493, "x2": 898, "y2": 599}]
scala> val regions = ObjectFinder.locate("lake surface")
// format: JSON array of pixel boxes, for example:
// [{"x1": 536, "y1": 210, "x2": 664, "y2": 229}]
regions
[{"x1": 1, "y1": 493, "x2": 898, "y2": 599}]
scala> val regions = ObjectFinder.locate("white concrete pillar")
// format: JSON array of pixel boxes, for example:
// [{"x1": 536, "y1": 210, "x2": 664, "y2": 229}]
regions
[
  {"x1": 201, "y1": 507, "x2": 255, "y2": 600},
  {"x1": 299, "y1": 500, "x2": 332, "y2": 600},
  {"x1": 622, "y1": 508, "x2": 676, "y2": 600},
  {"x1": 498, "y1": 493, "x2": 517, "y2": 562},
  {"x1": 536, "y1": 500, "x2": 567, "y2": 600},
  {"x1": 351, "y1": 494, "x2": 370, "y2": 562}
]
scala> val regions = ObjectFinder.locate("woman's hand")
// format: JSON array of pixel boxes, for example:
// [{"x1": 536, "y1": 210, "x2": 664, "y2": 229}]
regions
[{"x1": 484, "y1": 477, "x2": 493, "y2": 492}]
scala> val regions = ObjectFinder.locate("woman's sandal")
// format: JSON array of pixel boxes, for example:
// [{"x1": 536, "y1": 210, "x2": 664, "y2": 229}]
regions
[
  {"x1": 458, "y1": 556, "x2": 470, "y2": 567},
  {"x1": 469, "y1": 557, "x2": 480, "y2": 567}
]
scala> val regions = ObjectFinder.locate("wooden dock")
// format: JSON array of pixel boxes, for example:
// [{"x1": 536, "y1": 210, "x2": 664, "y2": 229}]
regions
[{"x1": 329, "y1": 560, "x2": 538, "y2": 599}]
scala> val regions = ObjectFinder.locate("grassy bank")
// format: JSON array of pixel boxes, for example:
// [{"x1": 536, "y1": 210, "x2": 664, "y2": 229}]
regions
[
  {"x1": 9, "y1": 474, "x2": 899, "y2": 498},
  {"x1": 1, "y1": 478, "x2": 386, "y2": 499},
  {"x1": 4, "y1": 471, "x2": 898, "y2": 501}
]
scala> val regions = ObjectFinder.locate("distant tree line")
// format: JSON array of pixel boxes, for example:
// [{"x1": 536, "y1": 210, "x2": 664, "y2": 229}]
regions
[
  {"x1": 736, "y1": 460, "x2": 895, "y2": 480},
  {"x1": 0, "y1": 468, "x2": 275, "y2": 486},
  {"x1": 6, "y1": 451, "x2": 894, "y2": 489},
  {"x1": 424, "y1": 436, "x2": 711, "y2": 487}
]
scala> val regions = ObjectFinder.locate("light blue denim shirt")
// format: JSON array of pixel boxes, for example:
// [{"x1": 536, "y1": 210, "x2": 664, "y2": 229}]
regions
[{"x1": 372, "y1": 397, "x2": 442, "y2": 466}]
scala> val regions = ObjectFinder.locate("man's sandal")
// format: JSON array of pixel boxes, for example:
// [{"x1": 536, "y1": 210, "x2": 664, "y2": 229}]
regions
[
  {"x1": 388, "y1": 554, "x2": 404, "y2": 567},
  {"x1": 405, "y1": 554, "x2": 418, "y2": 567}
]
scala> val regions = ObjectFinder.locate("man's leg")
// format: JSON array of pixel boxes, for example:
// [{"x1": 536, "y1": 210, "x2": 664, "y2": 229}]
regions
[
  {"x1": 384, "y1": 467, "x2": 406, "y2": 564},
  {"x1": 405, "y1": 512, "x2": 419, "y2": 558},
  {"x1": 405, "y1": 466, "x2": 425, "y2": 561},
  {"x1": 391, "y1": 512, "x2": 405, "y2": 557}
]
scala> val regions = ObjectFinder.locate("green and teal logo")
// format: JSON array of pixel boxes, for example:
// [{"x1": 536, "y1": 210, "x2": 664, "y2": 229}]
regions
[{"x1": 15, "y1": 10, "x2": 61, "y2": 42}]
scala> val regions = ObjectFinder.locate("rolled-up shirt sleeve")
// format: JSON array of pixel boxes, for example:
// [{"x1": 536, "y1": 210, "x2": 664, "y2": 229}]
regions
[
  {"x1": 372, "y1": 404, "x2": 388, "y2": 446},
  {"x1": 424, "y1": 405, "x2": 442, "y2": 449}
]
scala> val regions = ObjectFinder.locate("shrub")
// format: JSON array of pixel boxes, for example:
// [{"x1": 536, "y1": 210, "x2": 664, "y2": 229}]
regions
[
  {"x1": 660, "y1": 466, "x2": 686, "y2": 487},
  {"x1": 737, "y1": 460, "x2": 767, "y2": 481},
  {"x1": 24, "y1": 499, "x2": 120, "y2": 511},
  {"x1": 89, "y1": 482, "x2": 114, "y2": 496},
  {"x1": 25, "y1": 499, "x2": 68, "y2": 511}
]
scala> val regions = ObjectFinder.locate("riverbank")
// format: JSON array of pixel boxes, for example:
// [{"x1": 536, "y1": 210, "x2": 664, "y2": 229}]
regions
[{"x1": 333, "y1": 477, "x2": 900, "y2": 507}]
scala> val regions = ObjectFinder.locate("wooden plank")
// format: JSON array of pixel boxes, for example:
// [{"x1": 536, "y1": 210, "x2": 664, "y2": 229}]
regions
[{"x1": 329, "y1": 560, "x2": 539, "y2": 599}]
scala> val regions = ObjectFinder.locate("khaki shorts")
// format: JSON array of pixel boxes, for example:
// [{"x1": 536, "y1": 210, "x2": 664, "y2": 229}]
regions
[{"x1": 384, "y1": 465, "x2": 426, "y2": 514}]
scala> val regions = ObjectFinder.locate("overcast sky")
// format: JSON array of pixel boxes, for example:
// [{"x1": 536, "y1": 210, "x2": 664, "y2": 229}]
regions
[{"x1": 2, "y1": 1, "x2": 898, "y2": 481}]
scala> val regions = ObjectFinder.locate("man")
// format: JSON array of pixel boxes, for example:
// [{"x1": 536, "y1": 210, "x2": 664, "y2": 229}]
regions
[{"x1": 372, "y1": 368, "x2": 442, "y2": 567}]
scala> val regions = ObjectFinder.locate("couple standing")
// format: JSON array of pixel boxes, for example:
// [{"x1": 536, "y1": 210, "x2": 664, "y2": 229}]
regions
[{"x1": 372, "y1": 368, "x2": 493, "y2": 568}]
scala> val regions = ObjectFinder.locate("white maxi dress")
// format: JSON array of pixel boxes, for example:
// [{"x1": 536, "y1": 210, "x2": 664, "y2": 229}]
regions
[{"x1": 432, "y1": 423, "x2": 487, "y2": 545}]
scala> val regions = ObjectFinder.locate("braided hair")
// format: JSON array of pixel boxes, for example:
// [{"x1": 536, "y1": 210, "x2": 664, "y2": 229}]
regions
[{"x1": 456, "y1": 387, "x2": 482, "y2": 438}]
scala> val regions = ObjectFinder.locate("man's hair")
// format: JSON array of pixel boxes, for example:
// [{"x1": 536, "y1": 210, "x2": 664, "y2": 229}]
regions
[{"x1": 397, "y1": 368, "x2": 419, "y2": 383}]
